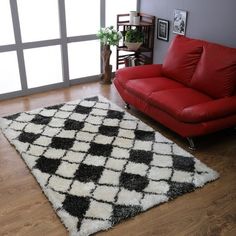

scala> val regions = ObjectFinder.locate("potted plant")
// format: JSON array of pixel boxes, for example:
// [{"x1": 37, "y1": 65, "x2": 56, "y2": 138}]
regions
[
  {"x1": 125, "y1": 28, "x2": 144, "y2": 50},
  {"x1": 97, "y1": 26, "x2": 122, "y2": 84}
]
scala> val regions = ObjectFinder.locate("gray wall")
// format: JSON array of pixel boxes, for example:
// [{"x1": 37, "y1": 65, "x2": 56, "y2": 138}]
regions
[{"x1": 140, "y1": 0, "x2": 236, "y2": 63}]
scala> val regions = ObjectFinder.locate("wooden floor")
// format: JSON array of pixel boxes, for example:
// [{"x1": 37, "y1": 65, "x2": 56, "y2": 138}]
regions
[{"x1": 0, "y1": 82, "x2": 235, "y2": 236}]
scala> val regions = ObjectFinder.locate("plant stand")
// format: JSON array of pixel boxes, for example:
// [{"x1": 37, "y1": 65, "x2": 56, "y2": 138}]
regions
[
  {"x1": 100, "y1": 45, "x2": 112, "y2": 84},
  {"x1": 116, "y1": 13, "x2": 155, "y2": 69}
]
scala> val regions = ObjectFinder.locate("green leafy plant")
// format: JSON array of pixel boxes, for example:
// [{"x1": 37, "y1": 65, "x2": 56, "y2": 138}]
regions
[
  {"x1": 125, "y1": 29, "x2": 144, "y2": 43},
  {"x1": 97, "y1": 26, "x2": 122, "y2": 46}
]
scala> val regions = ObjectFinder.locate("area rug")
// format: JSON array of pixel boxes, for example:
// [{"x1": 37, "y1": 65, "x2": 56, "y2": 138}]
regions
[{"x1": 0, "y1": 96, "x2": 219, "y2": 236}]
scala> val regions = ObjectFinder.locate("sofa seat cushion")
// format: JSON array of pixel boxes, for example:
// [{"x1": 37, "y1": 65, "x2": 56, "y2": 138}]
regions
[
  {"x1": 126, "y1": 77, "x2": 185, "y2": 100},
  {"x1": 191, "y1": 43, "x2": 236, "y2": 99},
  {"x1": 181, "y1": 96, "x2": 236, "y2": 123},
  {"x1": 148, "y1": 88, "x2": 213, "y2": 123},
  {"x1": 162, "y1": 35, "x2": 203, "y2": 86}
]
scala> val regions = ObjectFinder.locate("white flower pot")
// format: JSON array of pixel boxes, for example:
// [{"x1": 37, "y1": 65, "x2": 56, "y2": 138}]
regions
[{"x1": 125, "y1": 42, "x2": 142, "y2": 51}]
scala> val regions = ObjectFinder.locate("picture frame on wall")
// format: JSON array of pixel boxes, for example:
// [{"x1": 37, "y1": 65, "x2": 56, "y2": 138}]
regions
[
  {"x1": 157, "y1": 18, "x2": 169, "y2": 41},
  {"x1": 173, "y1": 9, "x2": 187, "y2": 35}
]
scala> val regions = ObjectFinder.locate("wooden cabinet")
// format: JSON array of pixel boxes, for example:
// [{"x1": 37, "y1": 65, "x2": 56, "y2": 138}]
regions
[{"x1": 116, "y1": 13, "x2": 156, "y2": 69}]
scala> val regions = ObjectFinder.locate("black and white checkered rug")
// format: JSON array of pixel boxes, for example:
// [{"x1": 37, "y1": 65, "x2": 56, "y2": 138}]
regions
[{"x1": 0, "y1": 96, "x2": 219, "y2": 236}]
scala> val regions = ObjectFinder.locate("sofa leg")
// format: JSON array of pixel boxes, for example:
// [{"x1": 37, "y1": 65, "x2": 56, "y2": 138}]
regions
[
  {"x1": 125, "y1": 103, "x2": 130, "y2": 109},
  {"x1": 186, "y1": 137, "x2": 196, "y2": 151}
]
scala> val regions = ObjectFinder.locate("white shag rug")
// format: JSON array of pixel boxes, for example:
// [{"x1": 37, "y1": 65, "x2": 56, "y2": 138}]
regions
[{"x1": 0, "y1": 96, "x2": 219, "y2": 236}]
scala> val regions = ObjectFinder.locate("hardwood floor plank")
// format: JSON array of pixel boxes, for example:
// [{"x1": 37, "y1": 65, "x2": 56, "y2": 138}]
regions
[{"x1": 0, "y1": 82, "x2": 235, "y2": 236}]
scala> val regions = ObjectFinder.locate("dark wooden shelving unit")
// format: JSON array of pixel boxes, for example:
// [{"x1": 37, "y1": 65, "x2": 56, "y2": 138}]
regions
[{"x1": 116, "y1": 13, "x2": 156, "y2": 69}]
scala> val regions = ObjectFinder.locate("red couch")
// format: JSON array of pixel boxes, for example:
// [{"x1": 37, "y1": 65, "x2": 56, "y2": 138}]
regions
[{"x1": 114, "y1": 35, "x2": 236, "y2": 148}]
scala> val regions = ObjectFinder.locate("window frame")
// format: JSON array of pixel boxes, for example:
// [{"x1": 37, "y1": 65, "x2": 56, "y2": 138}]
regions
[{"x1": 0, "y1": 0, "x2": 139, "y2": 100}]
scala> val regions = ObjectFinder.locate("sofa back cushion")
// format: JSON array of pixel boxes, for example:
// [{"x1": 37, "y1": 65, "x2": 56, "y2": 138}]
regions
[
  {"x1": 162, "y1": 35, "x2": 203, "y2": 86},
  {"x1": 191, "y1": 43, "x2": 236, "y2": 98}
]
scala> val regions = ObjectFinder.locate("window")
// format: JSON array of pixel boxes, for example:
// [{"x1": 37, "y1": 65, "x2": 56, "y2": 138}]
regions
[
  {"x1": 0, "y1": 51, "x2": 21, "y2": 94},
  {"x1": 65, "y1": 0, "x2": 100, "y2": 37},
  {"x1": 0, "y1": 0, "x2": 138, "y2": 99},
  {"x1": 106, "y1": 0, "x2": 137, "y2": 27},
  {"x1": 0, "y1": 0, "x2": 15, "y2": 46},
  {"x1": 24, "y1": 46, "x2": 63, "y2": 88},
  {"x1": 17, "y1": 0, "x2": 60, "y2": 42},
  {"x1": 68, "y1": 40, "x2": 100, "y2": 80}
]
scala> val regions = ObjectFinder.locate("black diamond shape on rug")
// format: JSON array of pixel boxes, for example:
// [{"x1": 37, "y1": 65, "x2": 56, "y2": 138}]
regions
[
  {"x1": 129, "y1": 150, "x2": 153, "y2": 165},
  {"x1": 31, "y1": 114, "x2": 52, "y2": 125},
  {"x1": 74, "y1": 105, "x2": 92, "y2": 114},
  {"x1": 99, "y1": 125, "x2": 119, "y2": 136},
  {"x1": 111, "y1": 204, "x2": 142, "y2": 225},
  {"x1": 75, "y1": 163, "x2": 104, "y2": 183},
  {"x1": 34, "y1": 156, "x2": 61, "y2": 174},
  {"x1": 4, "y1": 113, "x2": 21, "y2": 120},
  {"x1": 134, "y1": 130, "x2": 155, "y2": 141},
  {"x1": 18, "y1": 131, "x2": 40, "y2": 144},
  {"x1": 51, "y1": 137, "x2": 75, "y2": 150},
  {"x1": 88, "y1": 142, "x2": 113, "y2": 157},
  {"x1": 84, "y1": 96, "x2": 99, "y2": 102},
  {"x1": 64, "y1": 119, "x2": 84, "y2": 131},
  {"x1": 120, "y1": 172, "x2": 149, "y2": 192},
  {"x1": 172, "y1": 155, "x2": 195, "y2": 172},
  {"x1": 167, "y1": 182, "x2": 195, "y2": 199},
  {"x1": 107, "y1": 110, "x2": 124, "y2": 120},
  {"x1": 45, "y1": 104, "x2": 64, "y2": 110},
  {"x1": 62, "y1": 195, "x2": 90, "y2": 218}
]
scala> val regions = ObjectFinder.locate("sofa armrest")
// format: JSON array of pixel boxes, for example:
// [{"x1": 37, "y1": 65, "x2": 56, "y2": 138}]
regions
[
  {"x1": 115, "y1": 64, "x2": 162, "y2": 86},
  {"x1": 182, "y1": 96, "x2": 236, "y2": 123}
]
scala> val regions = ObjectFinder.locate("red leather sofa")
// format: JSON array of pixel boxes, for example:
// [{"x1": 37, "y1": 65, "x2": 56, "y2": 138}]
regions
[{"x1": 114, "y1": 35, "x2": 236, "y2": 148}]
